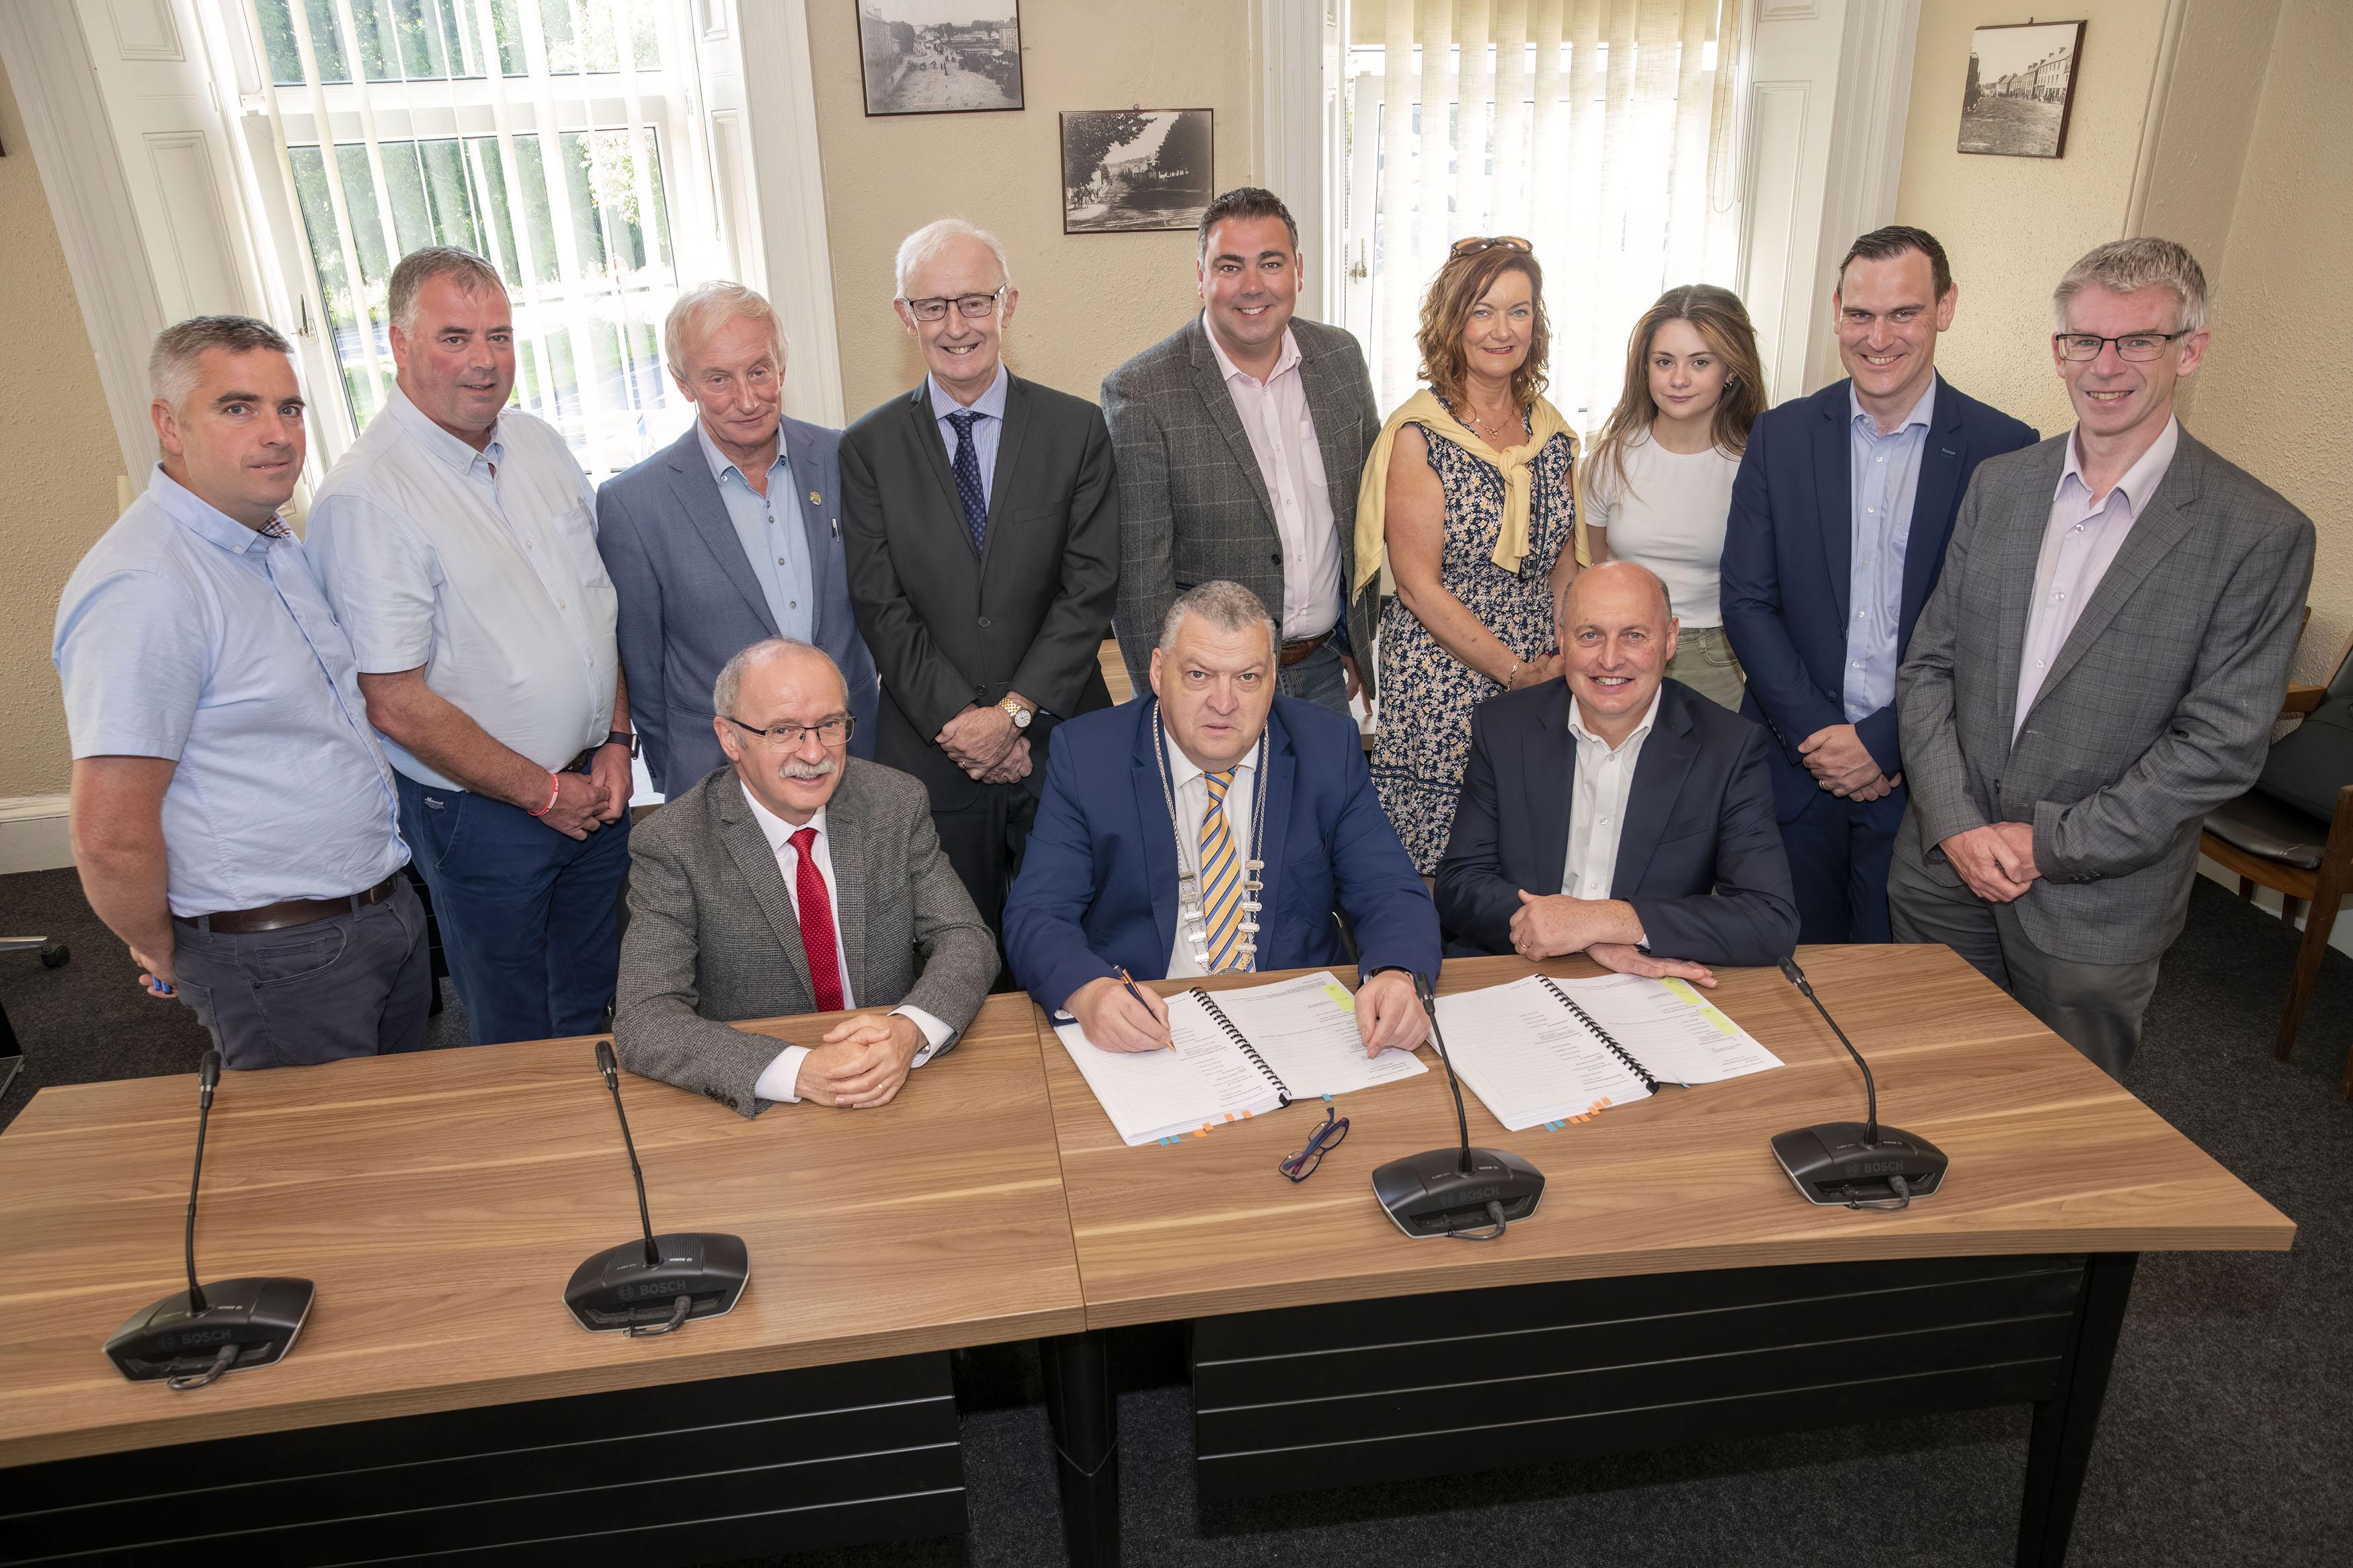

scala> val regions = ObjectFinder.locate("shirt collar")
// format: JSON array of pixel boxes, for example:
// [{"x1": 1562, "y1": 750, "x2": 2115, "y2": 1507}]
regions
[
  {"x1": 1201, "y1": 312, "x2": 1302, "y2": 388},
  {"x1": 1161, "y1": 721, "x2": 1263, "y2": 790},
  {"x1": 386, "y1": 383, "x2": 505, "y2": 475},
  {"x1": 927, "y1": 363, "x2": 1010, "y2": 425},
  {"x1": 2060, "y1": 415, "x2": 2180, "y2": 517},
  {"x1": 146, "y1": 464, "x2": 286, "y2": 556},
  {"x1": 742, "y1": 782, "x2": 828, "y2": 860},
  {"x1": 1848, "y1": 376, "x2": 1937, "y2": 438},
  {"x1": 696, "y1": 417, "x2": 789, "y2": 489},
  {"x1": 1567, "y1": 684, "x2": 1664, "y2": 753}
]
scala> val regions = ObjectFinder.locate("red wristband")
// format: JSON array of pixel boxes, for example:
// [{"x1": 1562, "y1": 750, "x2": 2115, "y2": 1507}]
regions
[{"x1": 526, "y1": 772, "x2": 560, "y2": 817}]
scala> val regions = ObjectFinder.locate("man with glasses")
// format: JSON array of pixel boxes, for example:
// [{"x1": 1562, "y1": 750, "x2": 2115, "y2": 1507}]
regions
[
  {"x1": 614, "y1": 638, "x2": 997, "y2": 1116},
  {"x1": 1892, "y1": 238, "x2": 2314, "y2": 1079},
  {"x1": 840, "y1": 218, "x2": 1119, "y2": 940}
]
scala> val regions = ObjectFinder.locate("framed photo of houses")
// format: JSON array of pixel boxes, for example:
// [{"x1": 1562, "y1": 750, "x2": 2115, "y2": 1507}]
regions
[
  {"x1": 1958, "y1": 20, "x2": 2085, "y2": 158},
  {"x1": 858, "y1": 1, "x2": 1023, "y2": 117},
  {"x1": 1060, "y1": 110, "x2": 1215, "y2": 234}
]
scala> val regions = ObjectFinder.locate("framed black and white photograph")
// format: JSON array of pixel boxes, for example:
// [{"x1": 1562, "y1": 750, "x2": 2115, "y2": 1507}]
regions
[
  {"x1": 857, "y1": 1, "x2": 1023, "y2": 117},
  {"x1": 1060, "y1": 110, "x2": 1214, "y2": 234},
  {"x1": 1958, "y1": 20, "x2": 2085, "y2": 159}
]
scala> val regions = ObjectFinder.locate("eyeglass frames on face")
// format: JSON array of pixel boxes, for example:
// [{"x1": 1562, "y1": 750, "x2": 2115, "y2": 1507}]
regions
[
  {"x1": 1451, "y1": 235, "x2": 1533, "y2": 257},
  {"x1": 1277, "y1": 1105, "x2": 1350, "y2": 1182},
  {"x1": 2052, "y1": 329, "x2": 2193, "y2": 362},
  {"x1": 723, "y1": 714, "x2": 856, "y2": 747},
  {"x1": 902, "y1": 287, "x2": 1007, "y2": 323}
]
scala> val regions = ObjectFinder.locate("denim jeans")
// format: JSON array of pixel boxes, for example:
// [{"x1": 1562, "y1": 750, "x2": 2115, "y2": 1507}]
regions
[
  {"x1": 1278, "y1": 636, "x2": 1355, "y2": 718},
  {"x1": 171, "y1": 876, "x2": 431, "y2": 1069}
]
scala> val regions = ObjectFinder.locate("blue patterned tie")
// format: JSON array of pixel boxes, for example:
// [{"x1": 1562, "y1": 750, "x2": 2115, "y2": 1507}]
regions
[{"x1": 946, "y1": 409, "x2": 988, "y2": 554}]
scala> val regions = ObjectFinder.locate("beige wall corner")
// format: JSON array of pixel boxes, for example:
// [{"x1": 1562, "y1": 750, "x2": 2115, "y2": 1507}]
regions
[
  {"x1": 0, "y1": 53, "x2": 124, "y2": 801},
  {"x1": 805, "y1": 0, "x2": 1259, "y2": 421}
]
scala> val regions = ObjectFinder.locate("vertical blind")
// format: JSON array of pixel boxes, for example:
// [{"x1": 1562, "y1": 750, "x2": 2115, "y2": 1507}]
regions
[
  {"x1": 1341, "y1": 0, "x2": 1747, "y2": 427},
  {"x1": 240, "y1": 0, "x2": 717, "y2": 477}
]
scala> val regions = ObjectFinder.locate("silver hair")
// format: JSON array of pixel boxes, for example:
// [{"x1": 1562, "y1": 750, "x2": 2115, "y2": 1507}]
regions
[
  {"x1": 712, "y1": 637, "x2": 843, "y2": 719},
  {"x1": 894, "y1": 217, "x2": 1012, "y2": 300},
  {"x1": 664, "y1": 280, "x2": 789, "y2": 381},
  {"x1": 388, "y1": 245, "x2": 508, "y2": 334},
  {"x1": 149, "y1": 315, "x2": 294, "y2": 415},
  {"x1": 1559, "y1": 559, "x2": 1675, "y2": 625},
  {"x1": 2052, "y1": 237, "x2": 2210, "y2": 334},
  {"x1": 1159, "y1": 580, "x2": 1280, "y2": 662}
]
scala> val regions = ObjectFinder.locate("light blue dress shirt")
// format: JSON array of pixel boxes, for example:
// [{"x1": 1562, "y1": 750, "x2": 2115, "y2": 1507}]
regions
[
  {"x1": 926, "y1": 363, "x2": 1010, "y2": 510},
  {"x1": 698, "y1": 420, "x2": 813, "y2": 642},
  {"x1": 53, "y1": 466, "x2": 406, "y2": 915},
  {"x1": 1842, "y1": 380, "x2": 1936, "y2": 723}
]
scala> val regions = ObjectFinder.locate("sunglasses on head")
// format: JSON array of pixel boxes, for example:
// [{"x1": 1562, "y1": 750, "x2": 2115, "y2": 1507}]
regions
[{"x1": 1451, "y1": 235, "x2": 1533, "y2": 257}]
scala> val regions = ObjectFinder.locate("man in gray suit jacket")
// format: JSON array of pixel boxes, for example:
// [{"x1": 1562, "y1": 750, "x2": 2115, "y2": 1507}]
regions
[
  {"x1": 616, "y1": 639, "x2": 997, "y2": 1117},
  {"x1": 1103, "y1": 188, "x2": 1382, "y2": 714},
  {"x1": 1893, "y1": 239, "x2": 2315, "y2": 1078},
  {"x1": 598, "y1": 282, "x2": 878, "y2": 798}
]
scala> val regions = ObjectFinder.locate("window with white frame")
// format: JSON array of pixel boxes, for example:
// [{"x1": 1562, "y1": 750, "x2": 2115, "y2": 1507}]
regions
[{"x1": 1339, "y1": 0, "x2": 1746, "y2": 427}]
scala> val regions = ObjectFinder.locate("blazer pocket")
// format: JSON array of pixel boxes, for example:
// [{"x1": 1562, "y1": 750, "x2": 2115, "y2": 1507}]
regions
[{"x1": 1006, "y1": 503, "x2": 1063, "y2": 529}]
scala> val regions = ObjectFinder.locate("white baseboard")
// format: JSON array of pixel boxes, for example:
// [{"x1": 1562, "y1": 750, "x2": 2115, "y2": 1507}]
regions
[
  {"x1": 2198, "y1": 855, "x2": 2353, "y2": 958},
  {"x1": 0, "y1": 796, "x2": 73, "y2": 875}
]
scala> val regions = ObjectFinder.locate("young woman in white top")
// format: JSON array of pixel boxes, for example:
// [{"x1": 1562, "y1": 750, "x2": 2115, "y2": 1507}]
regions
[{"x1": 1578, "y1": 285, "x2": 1765, "y2": 710}]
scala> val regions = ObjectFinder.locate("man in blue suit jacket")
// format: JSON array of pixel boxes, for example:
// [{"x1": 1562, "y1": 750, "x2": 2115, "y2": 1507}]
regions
[
  {"x1": 598, "y1": 283, "x2": 878, "y2": 798},
  {"x1": 1721, "y1": 227, "x2": 2036, "y2": 942},
  {"x1": 1004, "y1": 581, "x2": 1437, "y2": 1055},
  {"x1": 1437, "y1": 563, "x2": 1797, "y2": 975}
]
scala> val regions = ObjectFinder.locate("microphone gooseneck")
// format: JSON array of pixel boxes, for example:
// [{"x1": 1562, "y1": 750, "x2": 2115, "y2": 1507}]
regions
[
  {"x1": 1778, "y1": 957, "x2": 1878, "y2": 1145},
  {"x1": 184, "y1": 1050, "x2": 223, "y2": 1314},
  {"x1": 596, "y1": 1041, "x2": 661, "y2": 1268},
  {"x1": 1411, "y1": 972, "x2": 1473, "y2": 1177}
]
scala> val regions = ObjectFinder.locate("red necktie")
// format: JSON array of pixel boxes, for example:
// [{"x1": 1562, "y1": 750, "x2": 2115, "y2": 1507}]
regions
[{"x1": 788, "y1": 826, "x2": 846, "y2": 1012}]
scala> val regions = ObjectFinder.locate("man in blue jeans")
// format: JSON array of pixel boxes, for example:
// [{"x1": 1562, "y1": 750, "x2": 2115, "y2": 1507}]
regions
[{"x1": 309, "y1": 247, "x2": 635, "y2": 1044}]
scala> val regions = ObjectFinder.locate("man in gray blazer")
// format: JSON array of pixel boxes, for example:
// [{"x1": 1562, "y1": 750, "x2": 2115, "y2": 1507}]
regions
[
  {"x1": 616, "y1": 639, "x2": 997, "y2": 1117},
  {"x1": 1103, "y1": 187, "x2": 1382, "y2": 714},
  {"x1": 1893, "y1": 239, "x2": 2315, "y2": 1078},
  {"x1": 598, "y1": 282, "x2": 878, "y2": 798}
]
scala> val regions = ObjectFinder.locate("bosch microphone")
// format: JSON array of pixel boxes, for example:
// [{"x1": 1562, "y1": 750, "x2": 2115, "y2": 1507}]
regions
[
  {"x1": 563, "y1": 1040, "x2": 749, "y2": 1334},
  {"x1": 1769, "y1": 956, "x2": 1948, "y2": 1209},
  {"x1": 1371, "y1": 972, "x2": 1546, "y2": 1239},
  {"x1": 104, "y1": 1050, "x2": 315, "y2": 1388}
]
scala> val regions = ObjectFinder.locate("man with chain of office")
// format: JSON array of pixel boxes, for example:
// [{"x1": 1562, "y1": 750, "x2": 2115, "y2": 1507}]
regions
[{"x1": 1003, "y1": 581, "x2": 1439, "y2": 1055}]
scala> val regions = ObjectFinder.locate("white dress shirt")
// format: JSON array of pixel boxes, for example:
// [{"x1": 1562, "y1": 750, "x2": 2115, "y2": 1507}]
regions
[
  {"x1": 1562, "y1": 687, "x2": 1663, "y2": 903},
  {"x1": 1160, "y1": 723, "x2": 1261, "y2": 978},
  {"x1": 306, "y1": 387, "x2": 616, "y2": 789},
  {"x1": 740, "y1": 790, "x2": 952, "y2": 1104},
  {"x1": 1203, "y1": 316, "x2": 1343, "y2": 640},
  {"x1": 2014, "y1": 417, "x2": 2181, "y2": 737}
]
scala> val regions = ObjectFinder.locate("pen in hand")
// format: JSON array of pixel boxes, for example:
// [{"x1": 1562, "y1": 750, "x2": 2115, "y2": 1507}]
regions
[{"x1": 1115, "y1": 965, "x2": 1175, "y2": 1051}]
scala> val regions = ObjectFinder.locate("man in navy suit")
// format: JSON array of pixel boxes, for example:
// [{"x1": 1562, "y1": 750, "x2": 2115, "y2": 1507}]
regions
[
  {"x1": 1721, "y1": 226, "x2": 2036, "y2": 942},
  {"x1": 598, "y1": 282, "x2": 878, "y2": 798},
  {"x1": 1003, "y1": 581, "x2": 1437, "y2": 1055},
  {"x1": 1436, "y1": 563, "x2": 1797, "y2": 977}
]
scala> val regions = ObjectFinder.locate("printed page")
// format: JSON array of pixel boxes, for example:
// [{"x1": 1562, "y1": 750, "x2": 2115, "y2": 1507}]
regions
[
  {"x1": 1051, "y1": 989, "x2": 1285, "y2": 1146},
  {"x1": 1550, "y1": 972, "x2": 1784, "y2": 1085},
  {"x1": 1200, "y1": 972, "x2": 1430, "y2": 1099},
  {"x1": 1431, "y1": 976, "x2": 1654, "y2": 1131}
]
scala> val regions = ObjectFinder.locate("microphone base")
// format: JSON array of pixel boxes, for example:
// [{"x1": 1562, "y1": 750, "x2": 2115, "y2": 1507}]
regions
[
  {"x1": 1772, "y1": 1121, "x2": 1949, "y2": 1208},
  {"x1": 104, "y1": 1277, "x2": 315, "y2": 1383},
  {"x1": 565, "y1": 1231, "x2": 750, "y2": 1333},
  {"x1": 1372, "y1": 1147, "x2": 1546, "y2": 1239}
]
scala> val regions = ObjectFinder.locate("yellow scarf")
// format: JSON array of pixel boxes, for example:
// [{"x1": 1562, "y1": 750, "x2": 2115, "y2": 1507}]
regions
[{"x1": 1352, "y1": 389, "x2": 1575, "y2": 593}]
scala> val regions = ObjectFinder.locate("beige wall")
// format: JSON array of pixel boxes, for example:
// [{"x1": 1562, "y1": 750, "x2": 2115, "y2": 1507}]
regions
[
  {"x1": 803, "y1": 0, "x2": 1258, "y2": 421},
  {"x1": 0, "y1": 55, "x2": 124, "y2": 798}
]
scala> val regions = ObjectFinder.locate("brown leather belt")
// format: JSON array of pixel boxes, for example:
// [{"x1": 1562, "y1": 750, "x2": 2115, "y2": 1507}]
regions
[
  {"x1": 1278, "y1": 630, "x2": 1332, "y2": 667},
  {"x1": 175, "y1": 872, "x2": 404, "y2": 936}
]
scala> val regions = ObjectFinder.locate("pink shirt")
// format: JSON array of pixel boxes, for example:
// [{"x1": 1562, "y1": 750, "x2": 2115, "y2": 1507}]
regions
[
  {"x1": 2013, "y1": 417, "x2": 2180, "y2": 738},
  {"x1": 1203, "y1": 315, "x2": 1343, "y2": 639}
]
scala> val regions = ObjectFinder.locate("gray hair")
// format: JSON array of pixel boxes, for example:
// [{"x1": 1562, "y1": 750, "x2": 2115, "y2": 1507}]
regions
[
  {"x1": 894, "y1": 217, "x2": 1011, "y2": 300},
  {"x1": 2052, "y1": 238, "x2": 2210, "y2": 334},
  {"x1": 713, "y1": 637, "x2": 842, "y2": 719},
  {"x1": 1559, "y1": 560, "x2": 1675, "y2": 626},
  {"x1": 150, "y1": 315, "x2": 294, "y2": 415},
  {"x1": 1160, "y1": 580, "x2": 1279, "y2": 661},
  {"x1": 388, "y1": 245, "x2": 508, "y2": 334},
  {"x1": 664, "y1": 280, "x2": 788, "y2": 381}
]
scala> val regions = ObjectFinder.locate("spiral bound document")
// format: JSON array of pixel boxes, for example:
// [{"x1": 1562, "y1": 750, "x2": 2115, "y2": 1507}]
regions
[
  {"x1": 1431, "y1": 972, "x2": 1784, "y2": 1132},
  {"x1": 1053, "y1": 971, "x2": 1427, "y2": 1147}
]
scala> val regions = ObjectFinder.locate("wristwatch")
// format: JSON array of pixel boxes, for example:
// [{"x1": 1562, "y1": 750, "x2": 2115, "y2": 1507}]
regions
[
  {"x1": 996, "y1": 696, "x2": 1033, "y2": 729},
  {"x1": 604, "y1": 729, "x2": 639, "y2": 756}
]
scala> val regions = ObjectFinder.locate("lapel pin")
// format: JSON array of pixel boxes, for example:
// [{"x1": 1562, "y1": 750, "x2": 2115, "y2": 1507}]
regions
[{"x1": 809, "y1": 490, "x2": 822, "y2": 504}]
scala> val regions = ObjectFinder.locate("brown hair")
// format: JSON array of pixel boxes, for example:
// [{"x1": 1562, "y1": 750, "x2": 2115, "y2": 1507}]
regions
[
  {"x1": 1585, "y1": 284, "x2": 1766, "y2": 501},
  {"x1": 1414, "y1": 246, "x2": 1550, "y2": 415},
  {"x1": 1837, "y1": 224, "x2": 1952, "y2": 302}
]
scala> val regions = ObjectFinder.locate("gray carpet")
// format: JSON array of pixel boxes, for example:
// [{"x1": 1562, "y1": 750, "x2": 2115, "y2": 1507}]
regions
[{"x1": 4, "y1": 870, "x2": 2346, "y2": 1567}]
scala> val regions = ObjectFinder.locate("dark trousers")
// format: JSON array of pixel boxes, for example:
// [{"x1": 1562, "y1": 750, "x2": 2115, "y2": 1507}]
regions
[
  {"x1": 396, "y1": 772, "x2": 631, "y2": 1046},
  {"x1": 1778, "y1": 784, "x2": 1906, "y2": 943},
  {"x1": 172, "y1": 876, "x2": 432, "y2": 1069}
]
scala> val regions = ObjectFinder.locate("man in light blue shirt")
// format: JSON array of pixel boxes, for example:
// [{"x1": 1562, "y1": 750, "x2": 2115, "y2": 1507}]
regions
[
  {"x1": 54, "y1": 316, "x2": 428, "y2": 1069},
  {"x1": 1842, "y1": 379, "x2": 1932, "y2": 723},
  {"x1": 703, "y1": 418, "x2": 814, "y2": 641}
]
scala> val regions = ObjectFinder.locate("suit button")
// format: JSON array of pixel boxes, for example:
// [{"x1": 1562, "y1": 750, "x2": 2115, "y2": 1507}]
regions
[
  {"x1": 1271, "y1": 550, "x2": 1283, "y2": 564},
  {"x1": 978, "y1": 616, "x2": 992, "y2": 628}
]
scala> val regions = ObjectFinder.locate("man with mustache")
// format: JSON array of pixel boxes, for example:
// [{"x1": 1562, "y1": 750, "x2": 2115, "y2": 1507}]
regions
[{"x1": 614, "y1": 639, "x2": 998, "y2": 1114}]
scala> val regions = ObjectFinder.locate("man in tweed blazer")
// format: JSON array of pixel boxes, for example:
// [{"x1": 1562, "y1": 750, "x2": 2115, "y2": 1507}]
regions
[
  {"x1": 1893, "y1": 240, "x2": 2315, "y2": 1077},
  {"x1": 616, "y1": 640, "x2": 998, "y2": 1117},
  {"x1": 1104, "y1": 188, "x2": 1382, "y2": 714}
]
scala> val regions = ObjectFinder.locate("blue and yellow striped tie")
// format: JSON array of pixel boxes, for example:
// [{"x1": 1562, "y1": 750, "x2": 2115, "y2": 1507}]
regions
[{"x1": 1199, "y1": 770, "x2": 1250, "y2": 972}]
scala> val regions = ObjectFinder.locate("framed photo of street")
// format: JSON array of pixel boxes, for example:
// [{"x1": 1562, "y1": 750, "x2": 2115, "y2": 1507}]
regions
[
  {"x1": 1958, "y1": 20, "x2": 2085, "y2": 158},
  {"x1": 858, "y1": 1, "x2": 1024, "y2": 117},
  {"x1": 1061, "y1": 110, "x2": 1215, "y2": 235}
]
